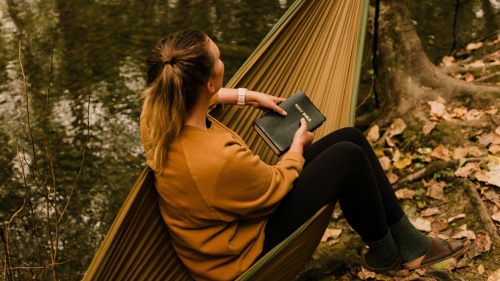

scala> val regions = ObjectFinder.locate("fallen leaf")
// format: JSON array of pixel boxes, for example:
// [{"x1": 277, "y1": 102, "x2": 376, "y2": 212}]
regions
[
  {"x1": 475, "y1": 166, "x2": 500, "y2": 188},
  {"x1": 467, "y1": 232, "x2": 492, "y2": 259},
  {"x1": 478, "y1": 133, "x2": 497, "y2": 146},
  {"x1": 453, "y1": 106, "x2": 468, "y2": 117},
  {"x1": 442, "y1": 56, "x2": 455, "y2": 66},
  {"x1": 448, "y1": 213, "x2": 466, "y2": 222},
  {"x1": 487, "y1": 268, "x2": 500, "y2": 281},
  {"x1": 492, "y1": 212, "x2": 500, "y2": 223},
  {"x1": 431, "y1": 144, "x2": 451, "y2": 161},
  {"x1": 452, "y1": 146, "x2": 469, "y2": 159},
  {"x1": 452, "y1": 229, "x2": 476, "y2": 240},
  {"x1": 455, "y1": 162, "x2": 479, "y2": 177},
  {"x1": 468, "y1": 146, "x2": 486, "y2": 157},
  {"x1": 395, "y1": 188, "x2": 416, "y2": 200},
  {"x1": 358, "y1": 267, "x2": 376, "y2": 279},
  {"x1": 367, "y1": 125, "x2": 380, "y2": 143},
  {"x1": 378, "y1": 156, "x2": 392, "y2": 171},
  {"x1": 431, "y1": 218, "x2": 448, "y2": 233},
  {"x1": 421, "y1": 207, "x2": 441, "y2": 217},
  {"x1": 484, "y1": 190, "x2": 500, "y2": 207},
  {"x1": 490, "y1": 144, "x2": 500, "y2": 154},
  {"x1": 392, "y1": 148, "x2": 401, "y2": 162},
  {"x1": 489, "y1": 155, "x2": 500, "y2": 165},
  {"x1": 321, "y1": 228, "x2": 342, "y2": 242},
  {"x1": 464, "y1": 72, "x2": 475, "y2": 82},
  {"x1": 327, "y1": 239, "x2": 339, "y2": 246},
  {"x1": 496, "y1": 127, "x2": 500, "y2": 135},
  {"x1": 426, "y1": 182, "x2": 445, "y2": 200},
  {"x1": 436, "y1": 96, "x2": 447, "y2": 104},
  {"x1": 462, "y1": 108, "x2": 485, "y2": 120},
  {"x1": 428, "y1": 101, "x2": 447, "y2": 118},
  {"x1": 386, "y1": 171, "x2": 399, "y2": 184},
  {"x1": 466, "y1": 42, "x2": 483, "y2": 51},
  {"x1": 468, "y1": 60, "x2": 486, "y2": 68},
  {"x1": 423, "y1": 179, "x2": 447, "y2": 189},
  {"x1": 491, "y1": 133, "x2": 500, "y2": 145},
  {"x1": 423, "y1": 121, "x2": 437, "y2": 136},
  {"x1": 410, "y1": 217, "x2": 432, "y2": 232},
  {"x1": 393, "y1": 157, "x2": 412, "y2": 169},
  {"x1": 430, "y1": 256, "x2": 457, "y2": 271},
  {"x1": 389, "y1": 118, "x2": 407, "y2": 137},
  {"x1": 485, "y1": 106, "x2": 498, "y2": 115},
  {"x1": 386, "y1": 136, "x2": 396, "y2": 147},
  {"x1": 373, "y1": 147, "x2": 385, "y2": 157},
  {"x1": 478, "y1": 264, "x2": 485, "y2": 275}
]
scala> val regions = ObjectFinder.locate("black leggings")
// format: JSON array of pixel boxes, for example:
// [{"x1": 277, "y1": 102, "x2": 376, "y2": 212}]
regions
[{"x1": 262, "y1": 127, "x2": 405, "y2": 254}]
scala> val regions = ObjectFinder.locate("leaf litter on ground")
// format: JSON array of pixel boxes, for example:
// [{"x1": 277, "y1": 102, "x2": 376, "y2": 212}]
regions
[
  {"x1": 347, "y1": 96, "x2": 498, "y2": 279},
  {"x1": 319, "y1": 38, "x2": 500, "y2": 280}
]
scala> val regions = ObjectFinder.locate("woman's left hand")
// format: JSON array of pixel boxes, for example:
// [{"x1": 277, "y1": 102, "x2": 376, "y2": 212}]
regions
[{"x1": 246, "y1": 91, "x2": 287, "y2": 116}]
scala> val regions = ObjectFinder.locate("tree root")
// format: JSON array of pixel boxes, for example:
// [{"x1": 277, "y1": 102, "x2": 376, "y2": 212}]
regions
[
  {"x1": 392, "y1": 159, "x2": 459, "y2": 191},
  {"x1": 464, "y1": 182, "x2": 500, "y2": 244}
]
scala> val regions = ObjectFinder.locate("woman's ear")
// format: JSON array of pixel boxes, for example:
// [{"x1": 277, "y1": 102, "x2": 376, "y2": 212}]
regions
[{"x1": 205, "y1": 80, "x2": 215, "y2": 93}]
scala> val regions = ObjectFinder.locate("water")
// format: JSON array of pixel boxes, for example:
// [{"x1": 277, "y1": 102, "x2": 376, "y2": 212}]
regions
[{"x1": 0, "y1": 0, "x2": 497, "y2": 279}]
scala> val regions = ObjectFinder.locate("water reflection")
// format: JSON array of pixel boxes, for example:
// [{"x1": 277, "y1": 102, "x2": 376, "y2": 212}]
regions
[
  {"x1": 0, "y1": 0, "x2": 290, "y2": 278},
  {"x1": 0, "y1": 0, "x2": 498, "y2": 279}
]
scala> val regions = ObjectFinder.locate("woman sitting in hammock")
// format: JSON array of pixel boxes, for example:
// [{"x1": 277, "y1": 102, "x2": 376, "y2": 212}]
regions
[{"x1": 140, "y1": 29, "x2": 469, "y2": 281}]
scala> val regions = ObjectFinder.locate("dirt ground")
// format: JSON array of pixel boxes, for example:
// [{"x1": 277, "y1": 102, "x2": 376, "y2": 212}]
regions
[{"x1": 295, "y1": 35, "x2": 500, "y2": 281}]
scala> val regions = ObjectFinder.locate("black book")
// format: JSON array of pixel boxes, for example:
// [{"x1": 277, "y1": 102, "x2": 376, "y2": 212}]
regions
[{"x1": 253, "y1": 90, "x2": 326, "y2": 155}]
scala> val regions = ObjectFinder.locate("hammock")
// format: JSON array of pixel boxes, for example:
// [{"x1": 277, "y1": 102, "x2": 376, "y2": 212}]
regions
[{"x1": 83, "y1": 0, "x2": 368, "y2": 280}]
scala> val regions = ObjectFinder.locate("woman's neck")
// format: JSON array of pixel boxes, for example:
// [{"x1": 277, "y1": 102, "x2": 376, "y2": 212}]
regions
[{"x1": 185, "y1": 95, "x2": 211, "y2": 130}]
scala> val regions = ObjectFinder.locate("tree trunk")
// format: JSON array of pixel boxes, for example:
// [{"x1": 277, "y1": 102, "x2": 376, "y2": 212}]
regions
[{"x1": 370, "y1": 0, "x2": 500, "y2": 127}]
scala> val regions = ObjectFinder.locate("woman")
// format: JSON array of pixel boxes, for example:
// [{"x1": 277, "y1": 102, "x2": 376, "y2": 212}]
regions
[{"x1": 140, "y1": 29, "x2": 469, "y2": 281}]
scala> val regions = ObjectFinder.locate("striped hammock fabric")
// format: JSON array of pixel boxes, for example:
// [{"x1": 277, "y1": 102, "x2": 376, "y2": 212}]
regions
[
  {"x1": 83, "y1": 0, "x2": 368, "y2": 280},
  {"x1": 216, "y1": 0, "x2": 369, "y2": 164}
]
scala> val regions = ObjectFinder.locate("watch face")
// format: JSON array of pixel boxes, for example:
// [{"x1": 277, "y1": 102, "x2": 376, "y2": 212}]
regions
[{"x1": 238, "y1": 88, "x2": 246, "y2": 107}]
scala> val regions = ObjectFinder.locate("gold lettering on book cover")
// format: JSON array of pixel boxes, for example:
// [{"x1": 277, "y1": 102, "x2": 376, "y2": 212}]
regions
[{"x1": 294, "y1": 104, "x2": 312, "y2": 122}]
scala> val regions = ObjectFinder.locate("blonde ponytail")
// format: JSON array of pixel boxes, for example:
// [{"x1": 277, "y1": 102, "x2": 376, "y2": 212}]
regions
[{"x1": 140, "y1": 30, "x2": 214, "y2": 170}]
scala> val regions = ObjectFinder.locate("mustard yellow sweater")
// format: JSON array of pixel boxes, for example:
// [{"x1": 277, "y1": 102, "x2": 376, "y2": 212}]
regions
[{"x1": 140, "y1": 114, "x2": 304, "y2": 281}]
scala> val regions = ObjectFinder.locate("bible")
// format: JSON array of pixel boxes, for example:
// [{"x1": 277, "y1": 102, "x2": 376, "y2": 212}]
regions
[{"x1": 253, "y1": 90, "x2": 326, "y2": 155}]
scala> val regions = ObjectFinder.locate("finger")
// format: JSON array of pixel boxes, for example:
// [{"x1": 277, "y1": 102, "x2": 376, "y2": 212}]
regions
[
  {"x1": 271, "y1": 103, "x2": 287, "y2": 116},
  {"x1": 300, "y1": 118, "x2": 308, "y2": 130}
]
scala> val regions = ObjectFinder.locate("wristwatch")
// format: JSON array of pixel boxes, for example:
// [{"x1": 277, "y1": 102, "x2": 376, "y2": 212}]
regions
[{"x1": 237, "y1": 88, "x2": 246, "y2": 108}]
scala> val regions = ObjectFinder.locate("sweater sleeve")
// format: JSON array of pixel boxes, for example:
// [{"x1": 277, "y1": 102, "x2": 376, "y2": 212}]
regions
[{"x1": 182, "y1": 133, "x2": 304, "y2": 220}]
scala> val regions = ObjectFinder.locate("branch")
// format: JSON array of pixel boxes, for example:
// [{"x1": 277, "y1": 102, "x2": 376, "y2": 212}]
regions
[{"x1": 392, "y1": 158, "x2": 484, "y2": 191}]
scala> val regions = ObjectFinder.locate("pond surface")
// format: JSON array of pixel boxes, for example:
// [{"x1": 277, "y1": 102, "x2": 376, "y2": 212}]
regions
[{"x1": 0, "y1": 0, "x2": 498, "y2": 279}]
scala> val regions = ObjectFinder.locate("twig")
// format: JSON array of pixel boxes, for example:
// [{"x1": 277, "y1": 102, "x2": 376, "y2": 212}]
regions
[
  {"x1": 44, "y1": 27, "x2": 61, "y2": 268},
  {"x1": 18, "y1": 41, "x2": 45, "y2": 193},
  {"x1": 58, "y1": 93, "x2": 90, "y2": 223},
  {"x1": 392, "y1": 158, "x2": 484, "y2": 190},
  {"x1": 356, "y1": 78, "x2": 375, "y2": 111},
  {"x1": 4, "y1": 195, "x2": 28, "y2": 281},
  {"x1": 375, "y1": 127, "x2": 391, "y2": 147},
  {"x1": 18, "y1": 148, "x2": 42, "y2": 267},
  {"x1": 2, "y1": 226, "x2": 13, "y2": 281},
  {"x1": 474, "y1": 72, "x2": 500, "y2": 83}
]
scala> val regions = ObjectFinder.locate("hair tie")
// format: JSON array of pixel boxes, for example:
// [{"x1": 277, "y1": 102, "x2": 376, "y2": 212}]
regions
[{"x1": 163, "y1": 60, "x2": 174, "y2": 66}]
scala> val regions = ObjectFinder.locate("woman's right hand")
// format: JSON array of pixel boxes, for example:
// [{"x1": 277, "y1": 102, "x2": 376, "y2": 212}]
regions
[{"x1": 289, "y1": 118, "x2": 314, "y2": 155}]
